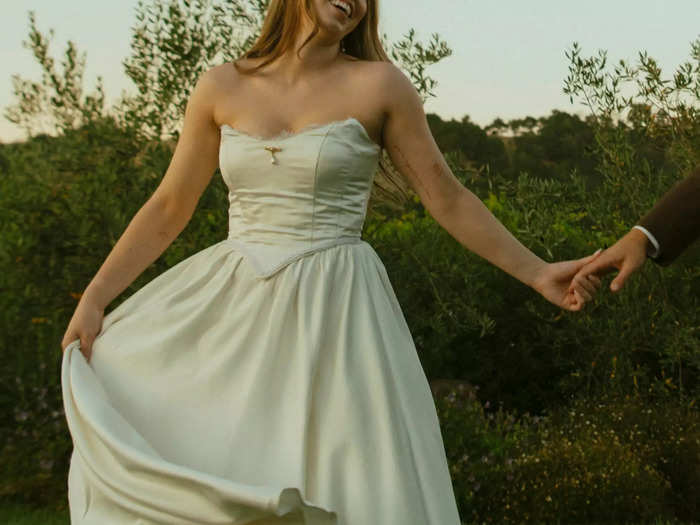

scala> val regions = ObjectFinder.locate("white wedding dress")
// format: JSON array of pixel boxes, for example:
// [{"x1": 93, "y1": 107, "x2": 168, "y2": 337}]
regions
[{"x1": 61, "y1": 116, "x2": 462, "y2": 524}]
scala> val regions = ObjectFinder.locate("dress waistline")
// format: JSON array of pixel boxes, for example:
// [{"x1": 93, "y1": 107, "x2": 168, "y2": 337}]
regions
[{"x1": 223, "y1": 235, "x2": 363, "y2": 280}]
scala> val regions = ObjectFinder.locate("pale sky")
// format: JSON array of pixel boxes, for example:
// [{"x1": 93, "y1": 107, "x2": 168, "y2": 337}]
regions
[{"x1": 2, "y1": 0, "x2": 699, "y2": 143}]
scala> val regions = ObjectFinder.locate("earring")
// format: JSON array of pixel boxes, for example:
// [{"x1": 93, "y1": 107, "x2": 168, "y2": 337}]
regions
[{"x1": 341, "y1": 39, "x2": 346, "y2": 52}]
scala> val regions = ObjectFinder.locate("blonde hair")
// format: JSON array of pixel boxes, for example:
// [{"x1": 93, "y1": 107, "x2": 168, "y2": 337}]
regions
[{"x1": 233, "y1": 0, "x2": 411, "y2": 208}]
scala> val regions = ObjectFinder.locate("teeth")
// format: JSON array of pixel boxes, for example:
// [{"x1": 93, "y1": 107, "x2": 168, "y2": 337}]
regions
[{"x1": 330, "y1": 0, "x2": 351, "y2": 17}]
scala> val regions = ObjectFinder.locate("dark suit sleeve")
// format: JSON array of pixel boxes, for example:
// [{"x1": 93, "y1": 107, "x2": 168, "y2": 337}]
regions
[{"x1": 638, "y1": 166, "x2": 700, "y2": 266}]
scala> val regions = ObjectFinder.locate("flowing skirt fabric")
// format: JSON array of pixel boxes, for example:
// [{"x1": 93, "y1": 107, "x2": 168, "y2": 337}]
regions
[{"x1": 61, "y1": 239, "x2": 461, "y2": 524}]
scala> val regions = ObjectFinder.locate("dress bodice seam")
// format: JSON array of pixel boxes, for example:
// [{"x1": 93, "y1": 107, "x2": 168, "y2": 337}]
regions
[{"x1": 310, "y1": 123, "x2": 336, "y2": 247}]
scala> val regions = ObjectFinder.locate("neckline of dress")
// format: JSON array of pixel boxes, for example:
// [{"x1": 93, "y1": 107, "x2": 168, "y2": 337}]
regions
[{"x1": 220, "y1": 117, "x2": 381, "y2": 150}]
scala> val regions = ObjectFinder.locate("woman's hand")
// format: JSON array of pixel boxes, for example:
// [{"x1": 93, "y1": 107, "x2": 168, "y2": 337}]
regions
[
  {"x1": 61, "y1": 298, "x2": 105, "y2": 363},
  {"x1": 531, "y1": 250, "x2": 603, "y2": 311}
]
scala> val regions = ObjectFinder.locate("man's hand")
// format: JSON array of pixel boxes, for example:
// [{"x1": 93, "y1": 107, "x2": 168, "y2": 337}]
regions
[{"x1": 570, "y1": 228, "x2": 650, "y2": 293}]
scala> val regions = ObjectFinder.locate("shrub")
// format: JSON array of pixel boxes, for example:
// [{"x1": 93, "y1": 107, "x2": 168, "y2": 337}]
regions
[
  {"x1": 0, "y1": 118, "x2": 230, "y2": 505},
  {"x1": 436, "y1": 387, "x2": 699, "y2": 523}
]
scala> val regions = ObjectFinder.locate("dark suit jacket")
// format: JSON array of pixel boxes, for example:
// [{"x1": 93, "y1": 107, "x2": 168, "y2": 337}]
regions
[{"x1": 638, "y1": 166, "x2": 700, "y2": 265}]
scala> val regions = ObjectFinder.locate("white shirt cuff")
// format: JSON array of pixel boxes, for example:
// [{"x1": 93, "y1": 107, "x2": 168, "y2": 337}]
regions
[{"x1": 632, "y1": 225, "x2": 660, "y2": 258}]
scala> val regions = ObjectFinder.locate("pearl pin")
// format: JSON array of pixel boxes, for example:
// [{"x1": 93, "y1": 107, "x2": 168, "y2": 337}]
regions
[{"x1": 264, "y1": 145, "x2": 283, "y2": 164}]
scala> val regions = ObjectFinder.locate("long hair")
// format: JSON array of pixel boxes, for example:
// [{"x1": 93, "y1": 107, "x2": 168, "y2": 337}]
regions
[{"x1": 232, "y1": 0, "x2": 411, "y2": 209}]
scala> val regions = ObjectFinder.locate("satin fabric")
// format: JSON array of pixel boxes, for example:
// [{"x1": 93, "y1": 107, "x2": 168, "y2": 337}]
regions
[{"x1": 61, "y1": 117, "x2": 462, "y2": 524}]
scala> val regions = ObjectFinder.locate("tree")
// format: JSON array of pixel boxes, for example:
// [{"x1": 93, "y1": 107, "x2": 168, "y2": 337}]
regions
[
  {"x1": 509, "y1": 110, "x2": 596, "y2": 183},
  {"x1": 425, "y1": 113, "x2": 509, "y2": 176},
  {"x1": 485, "y1": 117, "x2": 507, "y2": 136},
  {"x1": 563, "y1": 38, "x2": 700, "y2": 202},
  {"x1": 3, "y1": 11, "x2": 107, "y2": 139}
]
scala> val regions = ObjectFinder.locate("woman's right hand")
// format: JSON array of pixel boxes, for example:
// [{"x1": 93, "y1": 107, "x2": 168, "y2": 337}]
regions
[{"x1": 61, "y1": 298, "x2": 105, "y2": 363}]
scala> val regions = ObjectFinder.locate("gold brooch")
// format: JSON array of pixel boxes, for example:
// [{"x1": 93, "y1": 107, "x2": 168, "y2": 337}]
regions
[{"x1": 264, "y1": 145, "x2": 283, "y2": 164}]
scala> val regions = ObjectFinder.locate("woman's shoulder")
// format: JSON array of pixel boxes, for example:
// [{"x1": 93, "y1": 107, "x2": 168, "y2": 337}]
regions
[
  {"x1": 344, "y1": 56, "x2": 393, "y2": 86},
  {"x1": 348, "y1": 57, "x2": 399, "y2": 81},
  {"x1": 204, "y1": 60, "x2": 241, "y2": 82},
  {"x1": 196, "y1": 60, "x2": 248, "y2": 98}
]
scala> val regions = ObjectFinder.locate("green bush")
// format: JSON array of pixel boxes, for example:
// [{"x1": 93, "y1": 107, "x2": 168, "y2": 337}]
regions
[
  {"x1": 436, "y1": 387, "x2": 699, "y2": 523},
  {"x1": 548, "y1": 392, "x2": 700, "y2": 522},
  {"x1": 365, "y1": 166, "x2": 700, "y2": 416},
  {"x1": 0, "y1": 117, "x2": 231, "y2": 505}
]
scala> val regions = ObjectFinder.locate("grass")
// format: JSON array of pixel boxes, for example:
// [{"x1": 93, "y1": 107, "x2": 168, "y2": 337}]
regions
[
  {"x1": 461, "y1": 521, "x2": 698, "y2": 525},
  {"x1": 0, "y1": 502, "x2": 69, "y2": 525},
  {"x1": 0, "y1": 502, "x2": 696, "y2": 525}
]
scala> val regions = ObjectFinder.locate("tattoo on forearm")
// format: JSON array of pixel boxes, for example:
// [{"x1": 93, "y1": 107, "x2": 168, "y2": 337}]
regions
[{"x1": 391, "y1": 143, "x2": 457, "y2": 210}]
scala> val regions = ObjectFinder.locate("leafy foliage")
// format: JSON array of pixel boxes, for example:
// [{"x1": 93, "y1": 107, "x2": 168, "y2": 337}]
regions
[
  {"x1": 563, "y1": 39, "x2": 700, "y2": 214},
  {"x1": 119, "y1": 0, "x2": 268, "y2": 141},
  {"x1": 426, "y1": 114, "x2": 510, "y2": 176},
  {"x1": 436, "y1": 387, "x2": 699, "y2": 523},
  {"x1": 387, "y1": 27, "x2": 452, "y2": 103},
  {"x1": 3, "y1": 11, "x2": 106, "y2": 138}
]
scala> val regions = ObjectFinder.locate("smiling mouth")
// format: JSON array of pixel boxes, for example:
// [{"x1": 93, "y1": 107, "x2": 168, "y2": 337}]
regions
[{"x1": 329, "y1": 0, "x2": 352, "y2": 18}]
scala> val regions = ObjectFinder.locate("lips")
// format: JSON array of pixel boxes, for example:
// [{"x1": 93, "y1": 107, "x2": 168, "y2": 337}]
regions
[{"x1": 329, "y1": 0, "x2": 351, "y2": 18}]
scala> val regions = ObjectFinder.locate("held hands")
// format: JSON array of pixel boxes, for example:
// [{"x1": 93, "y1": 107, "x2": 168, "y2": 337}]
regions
[
  {"x1": 531, "y1": 250, "x2": 603, "y2": 311},
  {"x1": 532, "y1": 226, "x2": 650, "y2": 311}
]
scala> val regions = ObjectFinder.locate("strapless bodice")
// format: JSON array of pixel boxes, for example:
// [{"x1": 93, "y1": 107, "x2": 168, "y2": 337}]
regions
[{"x1": 218, "y1": 117, "x2": 381, "y2": 279}]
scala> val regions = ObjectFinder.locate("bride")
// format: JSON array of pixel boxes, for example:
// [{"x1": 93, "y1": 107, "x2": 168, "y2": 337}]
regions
[{"x1": 61, "y1": 0, "x2": 601, "y2": 523}]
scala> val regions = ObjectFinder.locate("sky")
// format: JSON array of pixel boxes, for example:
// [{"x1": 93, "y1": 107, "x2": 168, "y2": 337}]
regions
[{"x1": 2, "y1": 0, "x2": 699, "y2": 143}]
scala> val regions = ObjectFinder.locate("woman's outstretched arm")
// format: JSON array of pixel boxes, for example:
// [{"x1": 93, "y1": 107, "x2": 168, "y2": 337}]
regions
[
  {"x1": 62, "y1": 67, "x2": 223, "y2": 357},
  {"x1": 377, "y1": 62, "x2": 600, "y2": 310}
]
